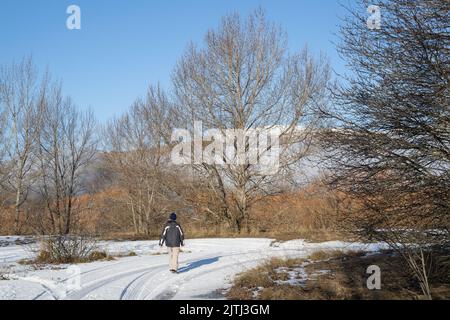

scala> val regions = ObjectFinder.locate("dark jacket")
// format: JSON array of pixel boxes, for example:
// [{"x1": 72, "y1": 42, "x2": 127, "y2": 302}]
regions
[{"x1": 159, "y1": 220, "x2": 184, "y2": 247}]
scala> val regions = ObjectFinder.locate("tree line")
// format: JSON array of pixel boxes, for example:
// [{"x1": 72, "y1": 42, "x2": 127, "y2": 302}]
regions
[{"x1": 0, "y1": 9, "x2": 331, "y2": 236}]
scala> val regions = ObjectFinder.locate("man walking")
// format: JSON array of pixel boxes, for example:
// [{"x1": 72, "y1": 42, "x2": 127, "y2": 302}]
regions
[{"x1": 159, "y1": 213, "x2": 185, "y2": 273}]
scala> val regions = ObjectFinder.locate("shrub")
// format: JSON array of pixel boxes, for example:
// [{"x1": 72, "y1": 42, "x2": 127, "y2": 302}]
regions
[{"x1": 34, "y1": 235, "x2": 102, "y2": 264}]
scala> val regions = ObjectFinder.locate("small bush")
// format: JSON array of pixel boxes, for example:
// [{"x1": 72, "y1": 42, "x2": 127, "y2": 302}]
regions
[{"x1": 32, "y1": 235, "x2": 107, "y2": 264}]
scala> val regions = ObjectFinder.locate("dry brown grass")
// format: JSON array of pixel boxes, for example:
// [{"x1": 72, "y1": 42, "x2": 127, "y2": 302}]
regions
[
  {"x1": 20, "y1": 249, "x2": 114, "y2": 265},
  {"x1": 102, "y1": 227, "x2": 347, "y2": 243},
  {"x1": 228, "y1": 257, "x2": 307, "y2": 300},
  {"x1": 101, "y1": 233, "x2": 159, "y2": 241},
  {"x1": 227, "y1": 250, "x2": 450, "y2": 300},
  {"x1": 308, "y1": 250, "x2": 347, "y2": 262},
  {"x1": 1, "y1": 181, "x2": 348, "y2": 244}
]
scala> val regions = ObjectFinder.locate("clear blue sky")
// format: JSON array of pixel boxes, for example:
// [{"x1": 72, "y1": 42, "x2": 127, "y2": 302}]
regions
[{"x1": 0, "y1": 0, "x2": 349, "y2": 122}]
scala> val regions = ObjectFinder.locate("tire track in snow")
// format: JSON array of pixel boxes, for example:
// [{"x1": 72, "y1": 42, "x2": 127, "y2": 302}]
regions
[
  {"x1": 67, "y1": 247, "x2": 309, "y2": 300},
  {"x1": 65, "y1": 263, "x2": 166, "y2": 300},
  {"x1": 142, "y1": 249, "x2": 307, "y2": 300}
]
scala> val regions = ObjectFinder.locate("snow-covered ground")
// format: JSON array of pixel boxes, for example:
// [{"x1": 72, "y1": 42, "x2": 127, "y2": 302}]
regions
[{"x1": 0, "y1": 237, "x2": 389, "y2": 300}]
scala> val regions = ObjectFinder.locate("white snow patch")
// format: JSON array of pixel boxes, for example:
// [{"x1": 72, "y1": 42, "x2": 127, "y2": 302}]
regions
[{"x1": 0, "y1": 237, "x2": 388, "y2": 300}]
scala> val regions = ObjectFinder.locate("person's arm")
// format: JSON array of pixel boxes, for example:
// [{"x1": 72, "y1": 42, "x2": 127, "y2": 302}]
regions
[
  {"x1": 159, "y1": 225, "x2": 169, "y2": 246},
  {"x1": 177, "y1": 224, "x2": 185, "y2": 246}
]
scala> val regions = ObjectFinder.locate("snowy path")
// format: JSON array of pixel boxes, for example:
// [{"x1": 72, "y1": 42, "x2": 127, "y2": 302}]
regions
[{"x1": 0, "y1": 238, "x2": 388, "y2": 300}]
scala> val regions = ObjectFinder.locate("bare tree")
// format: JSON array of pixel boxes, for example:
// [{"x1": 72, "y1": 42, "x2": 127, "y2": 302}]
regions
[
  {"x1": 0, "y1": 58, "x2": 44, "y2": 234},
  {"x1": 319, "y1": 0, "x2": 449, "y2": 299},
  {"x1": 173, "y1": 9, "x2": 331, "y2": 232},
  {"x1": 0, "y1": 93, "x2": 8, "y2": 224},
  {"x1": 0, "y1": 98, "x2": 7, "y2": 186},
  {"x1": 103, "y1": 86, "x2": 178, "y2": 235},
  {"x1": 38, "y1": 83, "x2": 97, "y2": 235}
]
